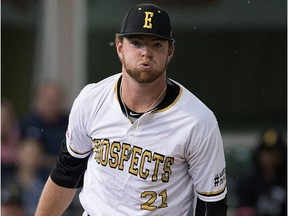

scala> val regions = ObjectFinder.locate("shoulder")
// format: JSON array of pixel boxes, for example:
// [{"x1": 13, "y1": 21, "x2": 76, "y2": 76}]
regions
[
  {"x1": 80, "y1": 74, "x2": 120, "y2": 97},
  {"x1": 171, "y1": 79, "x2": 217, "y2": 124},
  {"x1": 73, "y1": 74, "x2": 120, "y2": 106}
]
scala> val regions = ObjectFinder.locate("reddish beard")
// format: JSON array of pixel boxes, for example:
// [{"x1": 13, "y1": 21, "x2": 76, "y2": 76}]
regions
[{"x1": 122, "y1": 57, "x2": 168, "y2": 84}]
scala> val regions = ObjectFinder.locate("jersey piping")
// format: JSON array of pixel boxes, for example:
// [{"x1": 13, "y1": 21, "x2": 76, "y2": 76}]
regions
[
  {"x1": 196, "y1": 183, "x2": 227, "y2": 197},
  {"x1": 68, "y1": 144, "x2": 92, "y2": 155},
  {"x1": 156, "y1": 87, "x2": 183, "y2": 113}
]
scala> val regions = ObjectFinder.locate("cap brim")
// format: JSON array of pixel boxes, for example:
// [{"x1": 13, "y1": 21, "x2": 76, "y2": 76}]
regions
[{"x1": 118, "y1": 32, "x2": 174, "y2": 41}]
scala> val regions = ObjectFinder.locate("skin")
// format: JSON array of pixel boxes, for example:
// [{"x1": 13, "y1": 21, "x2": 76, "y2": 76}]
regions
[
  {"x1": 34, "y1": 177, "x2": 77, "y2": 216},
  {"x1": 116, "y1": 35, "x2": 174, "y2": 112},
  {"x1": 34, "y1": 35, "x2": 175, "y2": 216}
]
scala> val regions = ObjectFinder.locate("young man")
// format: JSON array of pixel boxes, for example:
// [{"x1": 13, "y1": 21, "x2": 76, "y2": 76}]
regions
[{"x1": 35, "y1": 3, "x2": 228, "y2": 216}]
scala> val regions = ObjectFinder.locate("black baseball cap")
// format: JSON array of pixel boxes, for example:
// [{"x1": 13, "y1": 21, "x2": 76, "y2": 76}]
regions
[{"x1": 119, "y1": 3, "x2": 174, "y2": 41}]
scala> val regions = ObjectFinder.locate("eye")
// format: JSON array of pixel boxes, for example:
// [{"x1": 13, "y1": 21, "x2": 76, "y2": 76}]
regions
[
  {"x1": 131, "y1": 40, "x2": 142, "y2": 47},
  {"x1": 154, "y1": 43, "x2": 163, "y2": 48}
]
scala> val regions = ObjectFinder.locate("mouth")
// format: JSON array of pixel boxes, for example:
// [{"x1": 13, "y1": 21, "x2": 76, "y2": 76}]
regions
[{"x1": 139, "y1": 61, "x2": 153, "y2": 70}]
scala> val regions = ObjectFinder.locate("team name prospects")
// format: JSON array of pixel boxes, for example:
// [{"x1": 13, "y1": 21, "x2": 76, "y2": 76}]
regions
[{"x1": 92, "y1": 139, "x2": 175, "y2": 183}]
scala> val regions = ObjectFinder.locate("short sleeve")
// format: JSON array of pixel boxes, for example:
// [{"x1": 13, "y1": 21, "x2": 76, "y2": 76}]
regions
[
  {"x1": 66, "y1": 86, "x2": 94, "y2": 158},
  {"x1": 188, "y1": 123, "x2": 227, "y2": 202}
]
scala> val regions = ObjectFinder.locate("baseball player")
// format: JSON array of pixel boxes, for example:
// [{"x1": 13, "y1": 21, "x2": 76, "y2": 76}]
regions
[{"x1": 35, "y1": 3, "x2": 227, "y2": 216}]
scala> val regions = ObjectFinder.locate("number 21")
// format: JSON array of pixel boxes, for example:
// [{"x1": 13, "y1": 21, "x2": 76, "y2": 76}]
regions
[{"x1": 141, "y1": 189, "x2": 168, "y2": 211}]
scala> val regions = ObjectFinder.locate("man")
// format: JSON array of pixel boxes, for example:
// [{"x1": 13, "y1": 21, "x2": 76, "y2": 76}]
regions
[{"x1": 35, "y1": 3, "x2": 228, "y2": 216}]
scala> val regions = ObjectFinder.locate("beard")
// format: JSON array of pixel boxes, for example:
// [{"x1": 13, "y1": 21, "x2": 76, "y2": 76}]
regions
[{"x1": 122, "y1": 56, "x2": 169, "y2": 84}]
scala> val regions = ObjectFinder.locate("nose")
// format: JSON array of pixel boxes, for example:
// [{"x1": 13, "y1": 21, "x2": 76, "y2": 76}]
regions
[{"x1": 141, "y1": 45, "x2": 152, "y2": 59}]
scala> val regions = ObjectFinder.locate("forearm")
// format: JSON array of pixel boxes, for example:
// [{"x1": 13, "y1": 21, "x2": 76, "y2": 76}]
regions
[
  {"x1": 195, "y1": 196, "x2": 228, "y2": 216},
  {"x1": 35, "y1": 177, "x2": 78, "y2": 216}
]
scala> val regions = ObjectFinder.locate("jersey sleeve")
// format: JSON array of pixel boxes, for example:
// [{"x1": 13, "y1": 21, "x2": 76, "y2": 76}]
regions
[
  {"x1": 66, "y1": 85, "x2": 94, "y2": 158},
  {"x1": 187, "y1": 122, "x2": 227, "y2": 202}
]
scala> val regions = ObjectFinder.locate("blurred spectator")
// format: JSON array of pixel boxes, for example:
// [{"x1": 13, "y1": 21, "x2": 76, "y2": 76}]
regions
[
  {"x1": 1, "y1": 98, "x2": 21, "y2": 184},
  {"x1": 19, "y1": 81, "x2": 83, "y2": 215},
  {"x1": 20, "y1": 81, "x2": 69, "y2": 180},
  {"x1": 235, "y1": 128, "x2": 287, "y2": 216},
  {"x1": 1, "y1": 182, "x2": 25, "y2": 216},
  {"x1": 16, "y1": 138, "x2": 46, "y2": 216}
]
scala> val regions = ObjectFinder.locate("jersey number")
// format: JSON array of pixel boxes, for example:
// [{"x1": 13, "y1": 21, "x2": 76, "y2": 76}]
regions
[{"x1": 140, "y1": 190, "x2": 168, "y2": 211}]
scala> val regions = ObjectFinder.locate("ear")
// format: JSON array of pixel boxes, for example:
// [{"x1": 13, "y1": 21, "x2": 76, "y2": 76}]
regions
[
  {"x1": 167, "y1": 43, "x2": 175, "y2": 62},
  {"x1": 116, "y1": 40, "x2": 123, "y2": 61}
]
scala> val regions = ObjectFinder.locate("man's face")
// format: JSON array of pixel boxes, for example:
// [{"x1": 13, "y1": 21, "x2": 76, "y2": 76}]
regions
[{"x1": 116, "y1": 35, "x2": 174, "y2": 83}]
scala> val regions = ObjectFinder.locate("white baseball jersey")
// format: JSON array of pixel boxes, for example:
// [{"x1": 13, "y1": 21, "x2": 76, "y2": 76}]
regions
[{"x1": 66, "y1": 73, "x2": 227, "y2": 216}]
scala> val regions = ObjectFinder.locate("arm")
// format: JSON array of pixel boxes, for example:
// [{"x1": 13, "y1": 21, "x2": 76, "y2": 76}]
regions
[
  {"x1": 35, "y1": 177, "x2": 78, "y2": 216},
  {"x1": 35, "y1": 140, "x2": 90, "y2": 215},
  {"x1": 195, "y1": 196, "x2": 228, "y2": 216},
  {"x1": 187, "y1": 123, "x2": 228, "y2": 215}
]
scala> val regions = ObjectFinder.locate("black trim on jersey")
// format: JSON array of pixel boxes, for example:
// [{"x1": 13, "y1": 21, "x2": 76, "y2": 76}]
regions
[
  {"x1": 50, "y1": 140, "x2": 89, "y2": 188},
  {"x1": 117, "y1": 76, "x2": 180, "y2": 118},
  {"x1": 157, "y1": 78, "x2": 181, "y2": 110},
  {"x1": 195, "y1": 196, "x2": 228, "y2": 216}
]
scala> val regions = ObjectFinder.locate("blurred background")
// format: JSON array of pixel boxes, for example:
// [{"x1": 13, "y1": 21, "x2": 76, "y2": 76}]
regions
[{"x1": 1, "y1": 0, "x2": 287, "y2": 215}]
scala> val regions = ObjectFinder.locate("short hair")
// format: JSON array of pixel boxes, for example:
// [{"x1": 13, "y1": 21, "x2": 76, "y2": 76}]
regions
[{"x1": 114, "y1": 33, "x2": 175, "y2": 48}]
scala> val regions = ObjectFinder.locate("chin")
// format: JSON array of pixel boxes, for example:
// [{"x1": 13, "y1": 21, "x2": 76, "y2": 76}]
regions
[{"x1": 127, "y1": 70, "x2": 164, "y2": 84}]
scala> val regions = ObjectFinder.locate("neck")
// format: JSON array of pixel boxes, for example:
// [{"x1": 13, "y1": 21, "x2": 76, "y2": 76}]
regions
[{"x1": 120, "y1": 76, "x2": 167, "y2": 113}]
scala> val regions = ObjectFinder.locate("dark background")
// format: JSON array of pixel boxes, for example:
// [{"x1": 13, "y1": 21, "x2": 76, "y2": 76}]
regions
[
  {"x1": 2, "y1": 0, "x2": 287, "y2": 131},
  {"x1": 87, "y1": 29, "x2": 286, "y2": 130}
]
